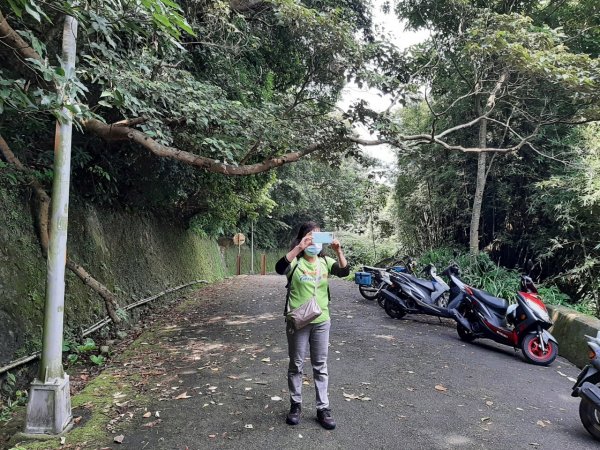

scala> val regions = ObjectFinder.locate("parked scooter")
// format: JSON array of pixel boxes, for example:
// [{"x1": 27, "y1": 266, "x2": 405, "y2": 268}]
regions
[
  {"x1": 445, "y1": 263, "x2": 558, "y2": 366},
  {"x1": 571, "y1": 331, "x2": 600, "y2": 441},
  {"x1": 355, "y1": 260, "x2": 412, "y2": 301},
  {"x1": 379, "y1": 264, "x2": 462, "y2": 320}
]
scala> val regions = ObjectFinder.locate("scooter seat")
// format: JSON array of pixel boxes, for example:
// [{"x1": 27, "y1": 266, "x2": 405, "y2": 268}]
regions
[
  {"x1": 403, "y1": 274, "x2": 435, "y2": 292},
  {"x1": 472, "y1": 289, "x2": 508, "y2": 315},
  {"x1": 363, "y1": 265, "x2": 384, "y2": 271}
]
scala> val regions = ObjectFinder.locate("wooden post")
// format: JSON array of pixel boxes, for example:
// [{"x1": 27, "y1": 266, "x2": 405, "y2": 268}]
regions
[
  {"x1": 236, "y1": 253, "x2": 241, "y2": 276},
  {"x1": 260, "y1": 253, "x2": 266, "y2": 275}
]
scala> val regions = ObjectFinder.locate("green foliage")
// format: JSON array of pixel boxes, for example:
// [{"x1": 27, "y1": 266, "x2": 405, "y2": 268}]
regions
[
  {"x1": 0, "y1": 0, "x2": 370, "y2": 240},
  {"x1": 388, "y1": 0, "x2": 600, "y2": 316},
  {"x1": 257, "y1": 156, "x2": 390, "y2": 249},
  {"x1": 90, "y1": 354, "x2": 106, "y2": 366},
  {"x1": 62, "y1": 338, "x2": 98, "y2": 367},
  {"x1": 77, "y1": 338, "x2": 97, "y2": 353},
  {"x1": 0, "y1": 372, "x2": 28, "y2": 424},
  {"x1": 335, "y1": 230, "x2": 401, "y2": 270},
  {"x1": 418, "y1": 249, "x2": 576, "y2": 307}
]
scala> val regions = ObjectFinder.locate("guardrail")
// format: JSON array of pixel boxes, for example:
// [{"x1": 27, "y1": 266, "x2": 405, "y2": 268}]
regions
[
  {"x1": 547, "y1": 305, "x2": 600, "y2": 368},
  {"x1": 0, "y1": 279, "x2": 208, "y2": 376}
]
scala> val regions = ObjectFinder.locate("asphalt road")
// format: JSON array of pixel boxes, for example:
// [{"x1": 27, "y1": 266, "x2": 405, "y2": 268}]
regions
[{"x1": 104, "y1": 275, "x2": 597, "y2": 450}]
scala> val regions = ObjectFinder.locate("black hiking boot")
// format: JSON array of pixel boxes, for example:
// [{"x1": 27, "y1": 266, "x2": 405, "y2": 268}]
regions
[
  {"x1": 286, "y1": 402, "x2": 301, "y2": 425},
  {"x1": 317, "y1": 408, "x2": 336, "y2": 430}
]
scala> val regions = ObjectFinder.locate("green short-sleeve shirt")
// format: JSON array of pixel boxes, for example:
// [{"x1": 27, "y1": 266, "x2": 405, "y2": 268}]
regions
[{"x1": 287, "y1": 256, "x2": 336, "y2": 324}]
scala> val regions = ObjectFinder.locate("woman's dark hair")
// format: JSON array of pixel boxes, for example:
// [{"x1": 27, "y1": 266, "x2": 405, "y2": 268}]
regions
[{"x1": 289, "y1": 221, "x2": 324, "y2": 257}]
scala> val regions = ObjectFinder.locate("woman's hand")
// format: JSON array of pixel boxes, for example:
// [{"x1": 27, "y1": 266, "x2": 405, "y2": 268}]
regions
[
  {"x1": 286, "y1": 232, "x2": 313, "y2": 262},
  {"x1": 330, "y1": 239, "x2": 341, "y2": 252},
  {"x1": 298, "y1": 232, "x2": 313, "y2": 251},
  {"x1": 330, "y1": 239, "x2": 348, "y2": 268}
]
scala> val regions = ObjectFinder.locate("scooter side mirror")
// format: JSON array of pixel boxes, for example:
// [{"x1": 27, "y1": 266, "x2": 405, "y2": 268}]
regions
[{"x1": 525, "y1": 259, "x2": 534, "y2": 275}]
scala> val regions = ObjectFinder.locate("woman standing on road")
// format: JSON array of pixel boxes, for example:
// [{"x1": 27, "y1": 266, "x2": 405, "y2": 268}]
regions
[{"x1": 275, "y1": 221, "x2": 349, "y2": 430}]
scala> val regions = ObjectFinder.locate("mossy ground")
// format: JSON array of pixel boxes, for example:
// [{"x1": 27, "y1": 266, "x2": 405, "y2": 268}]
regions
[{"x1": 7, "y1": 325, "x2": 170, "y2": 450}]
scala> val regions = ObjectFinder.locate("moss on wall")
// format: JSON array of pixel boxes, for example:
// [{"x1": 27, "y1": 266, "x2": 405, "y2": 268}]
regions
[{"x1": 0, "y1": 183, "x2": 227, "y2": 365}]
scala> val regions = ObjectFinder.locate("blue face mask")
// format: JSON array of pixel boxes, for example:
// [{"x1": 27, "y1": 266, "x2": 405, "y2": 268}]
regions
[{"x1": 305, "y1": 243, "x2": 323, "y2": 256}]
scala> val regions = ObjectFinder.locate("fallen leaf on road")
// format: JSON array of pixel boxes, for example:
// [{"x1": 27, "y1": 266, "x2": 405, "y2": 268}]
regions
[
  {"x1": 374, "y1": 335, "x2": 395, "y2": 341},
  {"x1": 142, "y1": 419, "x2": 162, "y2": 428},
  {"x1": 480, "y1": 417, "x2": 491, "y2": 422},
  {"x1": 114, "y1": 435, "x2": 125, "y2": 444},
  {"x1": 568, "y1": 377, "x2": 577, "y2": 382},
  {"x1": 143, "y1": 412, "x2": 152, "y2": 418},
  {"x1": 434, "y1": 385, "x2": 447, "y2": 392},
  {"x1": 73, "y1": 416, "x2": 82, "y2": 425},
  {"x1": 486, "y1": 401, "x2": 493, "y2": 406},
  {"x1": 175, "y1": 392, "x2": 192, "y2": 399},
  {"x1": 342, "y1": 392, "x2": 371, "y2": 401},
  {"x1": 155, "y1": 411, "x2": 161, "y2": 418},
  {"x1": 343, "y1": 392, "x2": 361, "y2": 400},
  {"x1": 271, "y1": 396, "x2": 282, "y2": 401},
  {"x1": 536, "y1": 420, "x2": 546, "y2": 427},
  {"x1": 261, "y1": 357, "x2": 271, "y2": 362},
  {"x1": 209, "y1": 434, "x2": 216, "y2": 438},
  {"x1": 228, "y1": 375, "x2": 240, "y2": 380}
]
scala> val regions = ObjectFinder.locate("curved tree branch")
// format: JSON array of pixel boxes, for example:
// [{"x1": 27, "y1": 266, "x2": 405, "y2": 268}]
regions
[{"x1": 84, "y1": 118, "x2": 391, "y2": 175}]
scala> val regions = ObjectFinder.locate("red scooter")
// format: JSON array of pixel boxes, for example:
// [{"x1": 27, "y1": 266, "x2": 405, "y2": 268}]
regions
[{"x1": 445, "y1": 264, "x2": 558, "y2": 366}]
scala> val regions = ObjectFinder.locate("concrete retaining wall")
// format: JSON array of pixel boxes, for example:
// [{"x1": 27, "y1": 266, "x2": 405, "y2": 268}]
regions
[{"x1": 548, "y1": 305, "x2": 600, "y2": 368}]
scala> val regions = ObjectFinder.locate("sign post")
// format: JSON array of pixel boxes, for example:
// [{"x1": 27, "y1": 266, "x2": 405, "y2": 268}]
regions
[{"x1": 233, "y1": 233, "x2": 245, "y2": 275}]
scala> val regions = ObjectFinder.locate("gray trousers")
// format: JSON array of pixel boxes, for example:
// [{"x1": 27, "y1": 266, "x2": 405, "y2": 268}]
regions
[{"x1": 286, "y1": 319, "x2": 331, "y2": 410}]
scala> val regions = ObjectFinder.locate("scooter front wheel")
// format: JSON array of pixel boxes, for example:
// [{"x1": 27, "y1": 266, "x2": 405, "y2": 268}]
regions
[
  {"x1": 579, "y1": 395, "x2": 600, "y2": 441},
  {"x1": 384, "y1": 300, "x2": 406, "y2": 319},
  {"x1": 457, "y1": 323, "x2": 475, "y2": 342},
  {"x1": 521, "y1": 333, "x2": 558, "y2": 366}
]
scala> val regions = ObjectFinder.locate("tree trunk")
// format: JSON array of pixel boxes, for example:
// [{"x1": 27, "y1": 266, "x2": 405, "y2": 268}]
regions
[{"x1": 469, "y1": 102, "x2": 488, "y2": 255}]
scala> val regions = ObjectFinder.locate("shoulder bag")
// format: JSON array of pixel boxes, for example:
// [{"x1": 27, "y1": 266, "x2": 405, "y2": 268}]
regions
[{"x1": 286, "y1": 258, "x2": 323, "y2": 330}]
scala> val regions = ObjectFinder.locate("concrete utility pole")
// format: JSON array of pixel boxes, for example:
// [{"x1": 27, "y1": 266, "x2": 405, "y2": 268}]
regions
[{"x1": 24, "y1": 15, "x2": 77, "y2": 435}]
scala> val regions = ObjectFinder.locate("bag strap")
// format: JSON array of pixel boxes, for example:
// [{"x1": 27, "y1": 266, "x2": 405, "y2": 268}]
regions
[
  {"x1": 284, "y1": 257, "x2": 325, "y2": 316},
  {"x1": 284, "y1": 261, "x2": 299, "y2": 316}
]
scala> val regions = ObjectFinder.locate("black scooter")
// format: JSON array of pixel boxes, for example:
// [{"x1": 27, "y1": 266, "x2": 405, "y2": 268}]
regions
[
  {"x1": 379, "y1": 264, "x2": 462, "y2": 320},
  {"x1": 571, "y1": 331, "x2": 600, "y2": 441}
]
